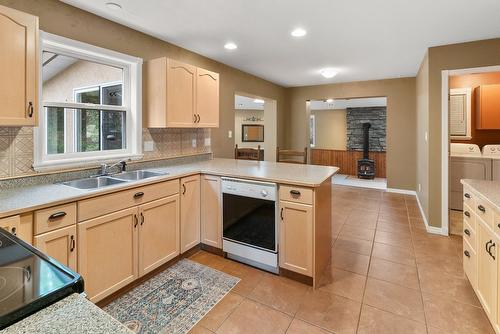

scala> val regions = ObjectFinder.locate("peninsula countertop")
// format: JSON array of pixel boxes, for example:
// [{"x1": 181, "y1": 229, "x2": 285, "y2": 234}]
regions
[{"x1": 0, "y1": 158, "x2": 338, "y2": 218}]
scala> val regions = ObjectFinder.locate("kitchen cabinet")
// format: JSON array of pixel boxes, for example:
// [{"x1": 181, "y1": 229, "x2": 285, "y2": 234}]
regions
[
  {"x1": 477, "y1": 222, "x2": 497, "y2": 324},
  {"x1": 279, "y1": 200, "x2": 313, "y2": 276},
  {"x1": 0, "y1": 215, "x2": 20, "y2": 237},
  {"x1": 476, "y1": 84, "x2": 500, "y2": 129},
  {"x1": 201, "y1": 175, "x2": 222, "y2": 249},
  {"x1": 78, "y1": 207, "x2": 139, "y2": 303},
  {"x1": 180, "y1": 175, "x2": 200, "y2": 253},
  {"x1": 139, "y1": 195, "x2": 180, "y2": 276},
  {"x1": 34, "y1": 225, "x2": 77, "y2": 272},
  {"x1": 144, "y1": 57, "x2": 219, "y2": 128},
  {"x1": 0, "y1": 5, "x2": 39, "y2": 126}
]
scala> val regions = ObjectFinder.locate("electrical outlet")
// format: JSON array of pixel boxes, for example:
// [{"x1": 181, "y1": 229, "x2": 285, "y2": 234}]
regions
[
  {"x1": 228, "y1": 130, "x2": 232, "y2": 138},
  {"x1": 192, "y1": 139, "x2": 197, "y2": 148},
  {"x1": 424, "y1": 132, "x2": 428, "y2": 142},
  {"x1": 143, "y1": 141, "x2": 154, "y2": 152},
  {"x1": 204, "y1": 137, "x2": 211, "y2": 146}
]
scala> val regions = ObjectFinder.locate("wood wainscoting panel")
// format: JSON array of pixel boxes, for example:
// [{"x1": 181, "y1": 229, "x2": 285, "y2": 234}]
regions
[{"x1": 311, "y1": 149, "x2": 386, "y2": 178}]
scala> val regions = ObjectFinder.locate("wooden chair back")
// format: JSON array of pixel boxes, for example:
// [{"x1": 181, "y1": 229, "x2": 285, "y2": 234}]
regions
[
  {"x1": 234, "y1": 144, "x2": 263, "y2": 161},
  {"x1": 276, "y1": 147, "x2": 308, "y2": 164}
]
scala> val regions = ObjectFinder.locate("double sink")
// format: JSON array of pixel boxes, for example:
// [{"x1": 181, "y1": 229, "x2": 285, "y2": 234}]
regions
[{"x1": 61, "y1": 170, "x2": 168, "y2": 190}]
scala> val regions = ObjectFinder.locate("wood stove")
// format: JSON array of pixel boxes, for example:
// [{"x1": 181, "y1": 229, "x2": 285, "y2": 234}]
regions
[{"x1": 357, "y1": 123, "x2": 375, "y2": 179}]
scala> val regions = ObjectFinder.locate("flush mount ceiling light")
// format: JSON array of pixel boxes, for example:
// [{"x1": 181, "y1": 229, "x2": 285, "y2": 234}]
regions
[
  {"x1": 320, "y1": 68, "x2": 338, "y2": 79},
  {"x1": 291, "y1": 28, "x2": 307, "y2": 37},
  {"x1": 253, "y1": 98, "x2": 265, "y2": 104},
  {"x1": 326, "y1": 98, "x2": 334, "y2": 103},
  {"x1": 224, "y1": 42, "x2": 238, "y2": 50},
  {"x1": 105, "y1": 2, "x2": 122, "y2": 10}
]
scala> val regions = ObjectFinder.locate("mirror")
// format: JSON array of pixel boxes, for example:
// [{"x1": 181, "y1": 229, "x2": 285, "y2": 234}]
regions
[{"x1": 242, "y1": 124, "x2": 264, "y2": 142}]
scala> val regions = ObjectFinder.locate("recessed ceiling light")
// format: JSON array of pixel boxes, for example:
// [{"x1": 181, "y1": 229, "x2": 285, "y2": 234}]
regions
[
  {"x1": 224, "y1": 42, "x2": 238, "y2": 50},
  {"x1": 326, "y1": 98, "x2": 334, "y2": 103},
  {"x1": 253, "y1": 98, "x2": 265, "y2": 104},
  {"x1": 105, "y1": 2, "x2": 122, "y2": 10},
  {"x1": 291, "y1": 28, "x2": 307, "y2": 37},
  {"x1": 320, "y1": 68, "x2": 338, "y2": 78}
]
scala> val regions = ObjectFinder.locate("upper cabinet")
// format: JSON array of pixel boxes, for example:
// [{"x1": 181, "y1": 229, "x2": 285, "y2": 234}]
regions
[
  {"x1": 144, "y1": 57, "x2": 219, "y2": 128},
  {"x1": 476, "y1": 84, "x2": 500, "y2": 130},
  {"x1": 0, "y1": 5, "x2": 39, "y2": 126}
]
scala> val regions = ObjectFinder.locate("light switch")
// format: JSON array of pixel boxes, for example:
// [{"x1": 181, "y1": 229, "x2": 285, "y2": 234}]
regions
[
  {"x1": 424, "y1": 132, "x2": 428, "y2": 142},
  {"x1": 228, "y1": 130, "x2": 232, "y2": 138},
  {"x1": 144, "y1": 141, "x2": 154, "y2": 152}
]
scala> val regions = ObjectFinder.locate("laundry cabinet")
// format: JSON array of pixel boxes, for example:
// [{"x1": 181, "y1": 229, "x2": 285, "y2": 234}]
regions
[{"x1": 476, "y1": 84, "x2": 500, "y2": 129}]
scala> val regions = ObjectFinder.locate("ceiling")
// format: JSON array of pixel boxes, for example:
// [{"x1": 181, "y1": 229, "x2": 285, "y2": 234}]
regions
[
  {"x1": 310, "y1": 97, "x2": 387, "y2": 110},
  {"x1": 62, "y1": 0, "x2": 500, "y2": 87}
]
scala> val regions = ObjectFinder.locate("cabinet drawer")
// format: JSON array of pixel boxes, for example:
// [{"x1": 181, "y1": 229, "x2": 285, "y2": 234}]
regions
[
  {"x1": 78, "y1": 180, "x2": 179, "y2": 221},
  {"x1": 463, "y1": 203, "x2": 475, "y2": 228},
  {"x1": 35, "y1": 203, "x2": 77, "y2": 235},
  {"x1": 463, "y1": 218, "x2": 477, "y2": 251},
  {"x1": 475, "y1": 195, "x2": 495, "y2": 228},
  {"x1": 463, "y1": 240, "x2": 477, "y2": 289},
  {"x1": 463, "y1": 186, "x2": 475, "y2": 208},
  {"x1": 279, "y1": 185, "x2": 313, "y2": 205}
]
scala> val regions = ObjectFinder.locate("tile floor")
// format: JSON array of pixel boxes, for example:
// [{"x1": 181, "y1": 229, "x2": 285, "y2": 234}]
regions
[{"x1": 188, "y1": 185, "x2": 494, "y2": 334}]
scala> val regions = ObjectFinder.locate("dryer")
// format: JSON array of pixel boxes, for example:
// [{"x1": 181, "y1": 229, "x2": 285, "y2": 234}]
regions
[
  {"x1": 482, "y1": 145, "x2": 500, "y2": 181},
  {"x1": 449, "y1": 143, "x2": 491, "y2": 210}
]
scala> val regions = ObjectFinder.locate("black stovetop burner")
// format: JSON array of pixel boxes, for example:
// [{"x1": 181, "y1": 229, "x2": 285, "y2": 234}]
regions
[{"x1": 0, "y1": 229, "x2": 84, "y2": 329}]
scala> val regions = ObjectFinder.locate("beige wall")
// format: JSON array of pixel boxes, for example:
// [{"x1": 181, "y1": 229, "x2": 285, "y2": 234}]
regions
[
  {"x1": 416, "y1": 53, "x2": 429, "y2": 220},
  {"x1": 287, "y1": 78, "x2": 416, "y2": 190},
  {"x1": 311, "y1": 109, "x2": 347, "y2": 150}
]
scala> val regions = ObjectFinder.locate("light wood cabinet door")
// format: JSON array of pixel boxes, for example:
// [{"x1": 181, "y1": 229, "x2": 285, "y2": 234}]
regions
[
  {"x1": 34, "y1": 225, "x2": 77, "y2": 272},
  {"x1": 477, "y1": 223, "x2": 497, "y2": 323},
  {"x1": 180, "y1": 175, "x2": 200, "y2": 253},
  {"x1": 0, "y1": 5, "x2": 38, "y2": 126},
  {"x1": 201, "y1": 175, "x2": 222, "y2": 249},
  {"x1": 279, "y1": 200, "x2": 313, "y2": 276},
  {"x1": 78, "y1": 207, "x2": 139, "y2": 303},
  {"x1": 196, "y1": 68, "x2": 219, "y2": 127},
  {"x1": 0, "y1": 215, "x2": 20, "y2": 237},
  {"x1": 139, "y1": 195, "x2": 180, "y2": 276},
  {"x1": 167, "y1": 59, "x2": 196, "y2": 127},
  {"x1": 476, "y1": 85, "x2": 500, "y2": 129}
]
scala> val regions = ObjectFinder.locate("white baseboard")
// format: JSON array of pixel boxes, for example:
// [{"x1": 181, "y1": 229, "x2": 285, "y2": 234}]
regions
[
  {"x1": 386, "y1": 188, "x2": 416, "y2": 195},
  {"x1": 415, "y1": 193, "x2": 448, "y2": 236}
]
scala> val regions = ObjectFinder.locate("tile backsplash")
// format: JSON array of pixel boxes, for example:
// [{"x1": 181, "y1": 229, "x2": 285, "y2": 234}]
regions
[{"x1": 0, "y1": 127, "x2": 211, "y2": 179}]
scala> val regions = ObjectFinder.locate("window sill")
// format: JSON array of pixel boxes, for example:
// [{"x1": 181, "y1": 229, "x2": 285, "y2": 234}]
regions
[{"x1": 33, "y1": 153, "x2": 143, "y2": 173}]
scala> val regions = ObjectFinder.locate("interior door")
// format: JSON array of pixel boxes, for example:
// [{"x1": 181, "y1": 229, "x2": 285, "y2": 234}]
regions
[
  {"x1": 196, "y1": 68, "x2": 219, "y2": 127},
  {"x1": 167, "y1": 59, "x2": 196, "y2": 127}
]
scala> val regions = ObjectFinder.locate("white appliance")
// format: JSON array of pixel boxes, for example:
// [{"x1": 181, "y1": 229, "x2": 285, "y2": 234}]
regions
[
  {"x1": 482, "y1": 145, "x2": 500, "y2": 181},
  {"x1": 449, "y1": 143, "x2": 491, "y2": 210},
  {"x1": 221, "y1": 178, "x2": 279, "y2": 273}
]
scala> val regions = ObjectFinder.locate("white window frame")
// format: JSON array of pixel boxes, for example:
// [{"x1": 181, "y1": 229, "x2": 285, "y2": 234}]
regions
[
  {"x1": 309, "y1": 114, "x2": 316, "y2": 148},
  {"x1": 34, "y1": 32, "x2": 143, "y2": 171},
  {"x1": 449, "y1": 87, "x2": 472, "y2": 140}
]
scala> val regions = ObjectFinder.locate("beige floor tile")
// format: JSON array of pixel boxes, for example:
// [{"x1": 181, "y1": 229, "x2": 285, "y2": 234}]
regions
[
  {"x1": 190, "y1": 251, "x2": 231, "y2": 270},
  {"x1": 331, "y1": 248, "x2": 371, "y2": 275},
  {"x1": 374, "y1": 230, "x2": 413, "y2": 249},
  {"x1": 220, "y1": 260, "x2": 266, "y2": 297},
  {"x1": 333, "y1": 236, "x2": 373, "y2": 256},
  {"x1": 357, "y1": 304, "x2": 427, "y2": 334},
  {"x1": 363, "y1": 278, "x2": 425, "y2": 323},
  {"x1": 409, "y1": 217, "x2": 426, "y2": 230},
  {"x1": 344, "y1": 215, "x2": 377, "y2": 229},
  {"x1": 423, "y1": 293, "x2": 494, "y2": 334},
  {"x1": 285, "y1": 319, "x2": 332, "y2": 334},
  {"x1": 378, "y1": 214, "x2": 409, "y2": 225},
  {"x1": 189, "y1": 324, "x2": 214, "y2": 333},
  {"x1": 368, "y1": 257, "x2": 420, "y2": 289},
  {"x1": 318, "y1": 267, "x2": 366, "y2": 302},
  {"x1": 371, "y1": 242, "x2": 416, "y2": 267},
  {"x1": 248, "y1": 275, "x2": 310, "y2": 316},
  {"x1": 197, "y1": 292, "x2": 244, "y2": 331},
  {"x1": 339, "y1": 225, "x2": 376, "y2": 241},
  {"x1": 376, "y1": 221, "x2": 411, "y2": 235},
  {"x1": 296, "y1": 289, "x2": 361, "y2": 334},
  {"x1": 216, "y1": 299, "x2": 292, "y2": 334},
  {"x1": 416, "y1": 253, "x2": 464, "y2": 278}
]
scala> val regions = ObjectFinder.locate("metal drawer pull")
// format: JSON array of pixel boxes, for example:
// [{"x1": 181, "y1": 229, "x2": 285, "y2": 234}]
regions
[
  {"x1": 464, "y1": 229, "x2": 470, "y2": 236},
  {"x1": 48, "y1": 211, "x2": 67, "y2": 221},
  {"x1": 464, "y1": 193, "x2": 471, "y2": 199},
  {"x1": 290, "y1": 190, "x2": 301, "y2": 196},
  {"x1": 478, "y1": 205, "x2": 486, "y2": 213},
  {"x1": 69, "y1": 235, "x2": 75, "y2": 252},
  {"x1": 464, "y1": 211, "x2": 470, "y2": 218},
  {"x1": 464, "y1": 250, "x2": 470, "y2": 258},
  {"x1": 11, "y1": 227, "x2": 16, "y2": 236},
  {"x1": 497, "y1": 223, "x2": 500, "y2": 229},
  {"x1": 134, "y1": 192, "x2": 144, "y2": 198},
  {"x1": 280, "y1": 208, "x2": 284, "y2": 220}
]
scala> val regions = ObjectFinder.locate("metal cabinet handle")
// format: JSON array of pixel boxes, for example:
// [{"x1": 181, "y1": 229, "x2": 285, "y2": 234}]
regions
[
  {"x1": 140, "y1": 212, "x2": 145, "y2": 226},
  {"x1": 193, "y1": 114, "x2": 197, "y2": 123},
  {"x1": 464, "y1": 211, "x2": 470, "y2": 218},
  {"x1": 134, "y1": 214, "x2": 138, "y2": 228},
  {"x1": 197, "y1": 114, "x2": 201, "y2": 123},
  {"x1": 182, "y1": 184, "x2": 186, "y2": 195},
  {"x1": 49, "y1": 211, "x2": 67, "y2": 221},
  {"x1": 27, "y1": 101, "x2": 34, "y2": 118},
  {"x1": 11, "y1": 227, "x2": 16, "y2": 236},
  {"x1": 478, "y1": 205, "x2": 486, "y2": 213},
  {"x1": 464, "y1": 250, "x2": 470, "y2": 258},
  {"x1": 69, "y1": 235, "x2": 75, "y2": 252},
  {"x1": 280, "y1": 208, "x2": 284, "y2": 220},
  {"x1": 464, "y1": 229, "x2": 471, "y2": 236},
  {"x1": 290, "y1": 190, "x2": 301, "y2": 196},
  {"x1": 488, "y1": 242, "x2": 496, "y2": 260},
  {"x1": 464, "y1": 193, "x2": 471, "y2": 199},
  {"x1": 486, "y1": 240, "x2": 492, "y2": 254},
  {"x1": 134, "y1": 192, "x2": 144, "y2": 199},
  {"x1": 497, "y1": 223, "x2": 500, "y2": 229}
]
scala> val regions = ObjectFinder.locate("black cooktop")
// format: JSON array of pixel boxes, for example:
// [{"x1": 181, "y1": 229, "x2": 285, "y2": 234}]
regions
[{"x1": 0, "y1": 229, "x2": 84, "y2": 329}]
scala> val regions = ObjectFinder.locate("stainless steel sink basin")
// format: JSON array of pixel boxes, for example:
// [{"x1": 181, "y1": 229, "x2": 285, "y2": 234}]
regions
[
  {"x1": 111, "y1": 170, "x2": 166, "y2": 181},
  {"x1": 61, "y1": 176, "x2": 127, "y2": 189}
]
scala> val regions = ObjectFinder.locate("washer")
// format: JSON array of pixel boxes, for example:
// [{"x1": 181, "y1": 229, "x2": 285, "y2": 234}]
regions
[
  {"x1": 482, "y1": 145, "x2": 500, "y2": 181},
  {"x1": 449, "y1": 143, "x2": 491, "y2": 210}
]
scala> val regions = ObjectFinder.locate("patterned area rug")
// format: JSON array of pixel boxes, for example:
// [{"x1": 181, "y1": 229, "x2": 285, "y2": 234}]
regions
[{"x1": 103, "y1": 259, "x2": 240, "y2": 334}]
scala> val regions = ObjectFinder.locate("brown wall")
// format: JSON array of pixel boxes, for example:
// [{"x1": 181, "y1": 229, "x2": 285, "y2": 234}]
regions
[
  {"x1": 416, "y1": 53, "x2": 429, "y2": 219},
  {"x1": 450, "y1": 72, "x2": 500, "y2": 148},
  {"x1": 287, "y1": 78, "x2": 416, "y2": 190},
  {"x1": 0, "y1": 0, "x2": 287, "y2": 160},
  {"x1": 426, "y1": 38, "x2": 500, "y2": 228}
]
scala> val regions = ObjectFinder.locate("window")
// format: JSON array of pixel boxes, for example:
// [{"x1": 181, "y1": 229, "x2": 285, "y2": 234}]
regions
[
  {"x1": 34, "y1": 32, "x2": 142, "y2": 170},
  {"x1": 309, "y1": 114, "x2": 316, "y2": 148}
]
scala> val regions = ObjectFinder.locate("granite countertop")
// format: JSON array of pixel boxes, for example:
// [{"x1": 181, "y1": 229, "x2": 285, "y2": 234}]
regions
[
  {"x1": 0, "y1": 294, "x2": 131, "y2": 334},
  {"x1": 461, "y1": 179, "x2": 500, "y2": 212},
  {"x1": 0, "y1": 158, "x2": 338, "y2": 218}
]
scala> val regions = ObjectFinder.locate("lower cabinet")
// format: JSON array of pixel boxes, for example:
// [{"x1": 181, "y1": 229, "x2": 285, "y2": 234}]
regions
[
  {"x1": 180, "y1": 175, "x2": 200, "y2": 253},
  {"x1": 200, "y1": 175, "x2": 222, "y2": 249},
  {"x1": 0, "y1": 215, "x2": 20, "y2": 237},
  {"x1": 477, "y1": 223, "x2": 498, "y2": 325},
  {"x1": 279, "y1": 200, "x2": 313, "y2": 276},
  {"x1": 0, "y1": 214, "x2": 33, "y2": 244},
  {"x1": 34, "y1": 225, "x2": 77, "y2": 272}
]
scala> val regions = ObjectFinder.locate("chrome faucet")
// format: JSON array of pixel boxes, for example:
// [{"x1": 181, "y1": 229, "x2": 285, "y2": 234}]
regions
[{"x1": 98, "y1": 160, "x2": 127, "y2": 176}]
